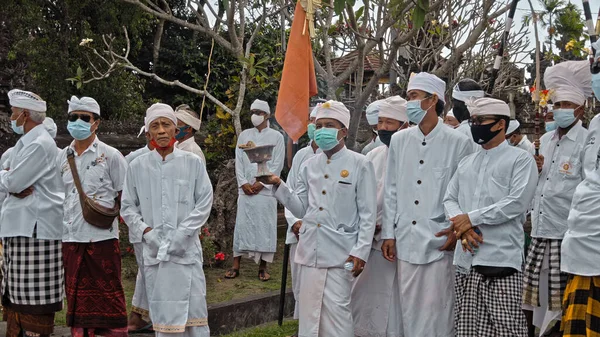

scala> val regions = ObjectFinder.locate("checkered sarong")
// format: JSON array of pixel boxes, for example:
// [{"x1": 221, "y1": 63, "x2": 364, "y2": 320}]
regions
[
  {"x1": 522, "y1": 238, "x2": 567, "y2": 311},
  {"x1": 455, "y1": 269, "x2": 527, "y2": 336},
  {"x1": 1, "y1": 236, "x2": 64, "y2": 310},
  {"x1": 561, "y1": 275, "x2": 600, "y2": 336}
]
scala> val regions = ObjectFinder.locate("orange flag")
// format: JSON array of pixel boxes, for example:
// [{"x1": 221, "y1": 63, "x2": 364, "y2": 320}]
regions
[{"x1": 275, "y1": 1, "x2": 318, "y2": 143}]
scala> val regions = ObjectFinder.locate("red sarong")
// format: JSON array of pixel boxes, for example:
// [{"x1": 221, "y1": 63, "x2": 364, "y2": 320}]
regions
[{"x1": 63, "y1": 239, "x2": 127, "y2": 329}]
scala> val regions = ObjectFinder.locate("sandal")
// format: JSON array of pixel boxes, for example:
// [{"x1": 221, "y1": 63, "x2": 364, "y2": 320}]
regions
[
  {"x1": 129, "y1": 323, "x2": 153, "y2": 333},
  {"x1": 258, "y1": 269, "x2": 271, "y2": 281},
  {"x1": 224, "y1": 269, "x2": 239, "y2": 279}
]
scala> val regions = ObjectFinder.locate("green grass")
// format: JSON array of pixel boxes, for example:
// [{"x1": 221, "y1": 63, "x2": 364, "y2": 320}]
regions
[{"x1": 221, "y1": 320, "x2": 298, "y2": 337}]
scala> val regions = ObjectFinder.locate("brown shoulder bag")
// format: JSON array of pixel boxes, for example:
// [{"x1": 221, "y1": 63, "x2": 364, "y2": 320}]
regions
[{"x1": 66, "y1": 148, "x2": 119, "y2": 229}]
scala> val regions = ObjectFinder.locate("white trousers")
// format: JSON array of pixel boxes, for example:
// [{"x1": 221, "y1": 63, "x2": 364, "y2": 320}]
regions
[
  {"x1": 290, "y1": 244, "x2": 301, "y2": 320},
  {"x1": 132, "y1": 242, "x2": 150, "y2": 321},
  {"x1": 397, "y1": 256, "x2": 455, "y2": 337},
  {"x1": 298, "y1": 265, "x2": 353, "y2": 337}
]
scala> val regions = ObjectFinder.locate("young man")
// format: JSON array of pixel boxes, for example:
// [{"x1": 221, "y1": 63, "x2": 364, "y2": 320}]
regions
[
  {"x1": 352, "y1": 95, "x2": 408, "y2": 337},
  {"x1": 506, "y1": 119, "x2": 535, "y2": 155},
  {"x1": 226, "y1": 99, "x2": 285, "y2": 281},
  {"x1": 0, "y1": 89, "x2": 64, "y2": 337},
  {"x1": 284, "y1": 105, "x2": 321, "y2": 322},
  {"x1": 445, "y1": 98, "x2": 538, "y2": 337},
  {"x1": 174, "y1": 104, "x2": 205, "y2": 163},
  {"x1": 57, "y1": 96, "x2": 129, "y2": 337},
  {"x1": 121, "y1": 103, "x2": 213, "y2": 337},
  {"x1": 522, "y1": 60, "x2": 591, "y2": 337},
  {"x1": 381, "y1": 72, "x2": 473, "y2": 337},
  {"x1": 362, "y1": 100, "x2": 383, "y2": 155},
  {"x1": 451, "y1": 79, "x2": 485, "y2": 152},
  {"x1": 260, "y1": 100, "x2": 376, "y2": 337}
]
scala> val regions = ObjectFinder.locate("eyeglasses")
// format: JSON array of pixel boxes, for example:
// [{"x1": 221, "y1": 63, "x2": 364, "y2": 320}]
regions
[
  {"x1": 468, "y1": 116, "x2": 501, "y2": 126},
  {"x1": 68, "y1": 113, "x2": 93, "y2": 123}
]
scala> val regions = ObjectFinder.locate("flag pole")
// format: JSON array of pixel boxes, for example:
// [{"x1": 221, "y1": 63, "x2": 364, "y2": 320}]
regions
[
  {"x1": 487, "y1": 0, "x2": 519, "y2": 94},
  {"x1": 582, "y1": 0, "x2": 600, "y2": 74}
]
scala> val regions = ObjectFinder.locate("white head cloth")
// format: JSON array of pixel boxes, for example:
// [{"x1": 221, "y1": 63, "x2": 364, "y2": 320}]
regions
[
  {"x1": 378, "y1": 96, "x2": 408, "y2": 122},
  {"x1": 452, "y1": 82, "x2": 485, "y2": 102},
  {"x1": 250, "y1": 99, "x2": 271, "y2": 114},
  {"x1": 316, "y1": 100, "x2": 350, "y2": 128},
  {"x1": 145, "y1": 103, "x2": 177, "y2": 131},
  {"x1": 446, "y1": 109, "x2": 455, "y2": 118},
  {"x1": 43, "y1": 117, "x2": 57, "y2": 139},
  {"x1": 544, "y1": 60, "x2": 592, "y2": 105},
  {"x1": 365, "y1": 100, "x2": 382, "y2": 125},
  {"x1": 67, "y1": 96, "x2": 100, "y2": 115},
  {"x1": 466, "y1": 97, "x2": 510, "y2": 117},
  {"x1": 310, "y1": 104, "x2": 321, "y2": 119},
  {"x1": 137, "y1": 125, "x2": 146, "y2": 138},
  {"x1": 174, "y1": 104, "x2": 201, "y2": 131},
  {"x1": 8, "y1": 89, "x2": 47, "y2": 112},
  {"x1": 407, "y1": 72, "x2": 446, "y2": 103},
  {"x1": 507, "y1": 120, "x2": 520, "y2": 135}
]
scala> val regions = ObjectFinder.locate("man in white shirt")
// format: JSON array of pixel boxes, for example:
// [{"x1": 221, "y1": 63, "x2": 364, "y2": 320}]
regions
[
  {"x1": 445, "y1": 98, "x2": 538, "y2": 336},
  {"x1": 260, "y1": 100, "x2": 376, "y2": 337},
  {"x1": 0, "y1": 89, "x2": 64, "y2": 337},
  {"x1": 361, "y1": 100, "x2": 383, "y2": 155},
  {"x1": 56, "y1": 96, "x2": 129, "y2": 337},
  {"x1": 506, "y1": 119, "x2": 535, "y2": 155},
  {"x1": 451, "y1": 79, "x2": 485, "y2": 152},
  {"x1": 522, "y1": 60, "x2": 591, "y2": 337},
  {"x1": 121, "y1": 103, "x2": 213, "y2": 337},
  {"x1": 284, "y1": 105, "x2": 321, "y2": 323},
  {"x1": 225, "y1": 99, "x2": 285, "y2": 281},
  {"x1": 174, "y1": 104, "x2": 205, "y2": 163},
  {"x1": 352, "y1": 95, "x2": 408, "y2": 337},
  {"x1": 381, "y1": 72, "x2": 473, "y2": 337}
]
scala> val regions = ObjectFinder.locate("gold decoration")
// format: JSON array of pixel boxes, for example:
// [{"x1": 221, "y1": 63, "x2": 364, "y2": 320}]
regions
[{"x1": 341, "y1": 170, "x2": 349, "y2": 178}]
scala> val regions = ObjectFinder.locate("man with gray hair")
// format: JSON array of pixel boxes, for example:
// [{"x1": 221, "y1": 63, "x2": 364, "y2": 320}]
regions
[
  {"x1": 174, "y1": 104, "x2": 205, "y2": 163},
  {"x1": 0, "y1": 89, "x2": 64, "y2": 337}
]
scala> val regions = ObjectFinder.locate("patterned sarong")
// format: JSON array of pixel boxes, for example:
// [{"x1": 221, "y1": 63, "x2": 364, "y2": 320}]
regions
[
  {"x1": 523, "y1": 238, "x2": 567, "y2": 311},
  {"x1": 63, "y1": 239, "x2": 127, "y2": 329},
  {"x1": 561, "y1": 275, "x2": 600, "y2": 336}
]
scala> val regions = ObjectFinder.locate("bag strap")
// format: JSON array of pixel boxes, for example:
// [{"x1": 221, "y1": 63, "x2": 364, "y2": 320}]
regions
[{"x1": 66, "y1": 148, "x2": 87, "y2": 204}]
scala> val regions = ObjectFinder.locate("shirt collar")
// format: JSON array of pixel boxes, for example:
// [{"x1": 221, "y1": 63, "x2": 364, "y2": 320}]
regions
[
  {"x1": 19, "y1": 124, "x2": 46, "y2": 146},
  {"x1": 69, "y1": 135, "x2": 99, "y2": 154},
  {"x1": 416, "y1": 118, "x2": 444, "y2": 140},
  {"x1": 482, "y1": 138, "x2": 509, "y2": 154},
  {"x1": 150, "y1": 147, "x2": 181, "y2": 162},
  {"x1": 328, "y1": 146, "x2": 348, "y2": 161},
  {"x1": 552, "y1": 120, "x2": 583, "y2": 142}
]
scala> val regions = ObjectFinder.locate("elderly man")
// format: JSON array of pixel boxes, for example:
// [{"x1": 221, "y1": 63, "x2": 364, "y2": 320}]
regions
[
  {"x1": 362, "y1": 100, "x2": 383, "y2": 155},
  {"x1": 445, "y1": 98, "x2": 538, "y2": 337},
  {"x1": 225, "y1": 99, "x2": 284, "y2": 281},
  {"x1": 381, "y1": 73, "x2": 473, "y2": 337},
  {"x1": 174, "y1": 104, "x2": 205, "y2": 162},
  {"x1": 506, "y1": 119, "x2": 535, "y2": 155},
  {"x1": 56, "y1": 96, "x2": 128, "y2": 337},
  {"x1": 121, "y1": 103, "x2": 213, "y2": 337},
  {"x1": 284, "y1": 105, "x2": 321, "y2": 323},
  {"x1": 352, "y1": 96, "x2": 408, "y2": 337},
  {"x1": 522, "y1": 60, "x2": 591, "y2": 337},
  {"x1": 260, "y1": 100, "x2": 376, "y2": 337},
  {"x1": 0, "y1": 89, "x2": 64, "y2": 337}
]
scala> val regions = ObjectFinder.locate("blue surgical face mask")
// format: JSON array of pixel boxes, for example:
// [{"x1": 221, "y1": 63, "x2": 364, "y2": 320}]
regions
[
  {"x1": 175, "y1": 125, "x2": 190, "y2": 140},
  {"x1": 11, "y1": 112, "x2": 25, "y2": 135},
  {"x1": 314, "y1": 127, "x2": 340, "y2": 151},
  {"x1": 307, "y1": 123, "x2": 316, "y2": 141},
  {"x1": 552, "y1": 108, "x2": 577, "y2": 128},
  {"x1": 592, "y1": 73, "x2": 600, "y2": 99},
  {"x1": 545, "y1": 121, "x2": 557, "y2": 133},
  {"x1": 67, "y1": 119, "x2": 94, "y2": 140},
  {"x1": 406, "y1": 100, "x2": 428, "y2": 125}
]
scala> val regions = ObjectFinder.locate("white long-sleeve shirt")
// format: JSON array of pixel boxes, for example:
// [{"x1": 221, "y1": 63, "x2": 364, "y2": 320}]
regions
[
  {"x1": 121, "y1": 148, "x2": 213, "y2": 264},
  {"x1": 274, "y1": 147, "x2": 377, "y2": 267},
  {"x1": 583, "y1": 114, "x2": 600, "y2": 178},
  {"x1": 382, "y1": 119, "x2": 473, "y2": 265},
  {"x1": 176, "y1": 137, "x2": 206, "y2": 163},
  {"x1": 235, "y1": 126, "x2": 285, "y2": 194},
  {"x1": 515, "y1": 136, "x2": 535, "y2": 155},
  {"x1": 125, "y1": 145, "x2": 151, "y2": 164},
  {"x1": 57, "y1": 137, "x2": 128, "y2": 242},
  {"x1": 531, "y1": 121, "x2": 587, "y2": 239},
  {"x1": 0, "y1": 148, "x2": 14, "y2": 214},
  {"x1": 0, "y1": 125, "x2": 64, "y2": 239},
  {"x1": 365, "y1": 144, "x2": 388, "y2": 250},
  {"x1": 444, "y1": 141, "x2": 538, "y2": 270},
  {"x1": 284, "y1": 143, "x2": 321, "y2": 244}
]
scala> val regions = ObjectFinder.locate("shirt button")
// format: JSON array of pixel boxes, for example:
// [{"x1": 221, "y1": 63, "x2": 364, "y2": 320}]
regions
[
  {"x1": 317, "y1": 224, "x2": 321, "y2": 227},
  {"x1": 417, "y1": 180, "x2": 422, "y2": 184},
  {"x1": 539, "y1": 212, "x2": 542, "y2": 214},
  {"x1": 422, "y1": 142, "x2": 426, "y2": 146},
  {"x1": 419, "y1": 160, "x2": 424, "y2": 164},
  {"x1": 319, "y1": 207, "x2": 324, "y2": 211},
  {"x1": 324, "y1": 174, "x2": 329, "y2": 179},
  {"x1": 327, "y1": 160, "x2": 331, "y2": 164},
  {"x1": 414, "y1": 200, "x2": 419, "y2": 205},
  {"x1": 412, "y1": 221, "x2": 417, "y2": 225},
  {"x1": 322, "y1": 190, "x2": 326, "y2": 195}
]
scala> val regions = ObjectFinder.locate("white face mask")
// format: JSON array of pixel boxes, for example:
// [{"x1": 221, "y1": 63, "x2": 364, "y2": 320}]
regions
[{"x1": 251, "y1": 114, "x2": 265, "y2": 127}]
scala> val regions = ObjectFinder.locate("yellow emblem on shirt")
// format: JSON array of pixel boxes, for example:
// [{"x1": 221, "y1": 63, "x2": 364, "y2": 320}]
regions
[{"x1": 341, "y1": 170, "x2": 349, "y2": 178}]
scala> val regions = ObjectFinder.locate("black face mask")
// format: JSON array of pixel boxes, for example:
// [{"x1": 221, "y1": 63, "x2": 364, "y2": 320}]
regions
[
  {"x1": 378, "y1": 129, "x2": 397, "y2": 147},
  {"x1": 470, "y1": 120, "x2": 501, "y2": 145}
]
